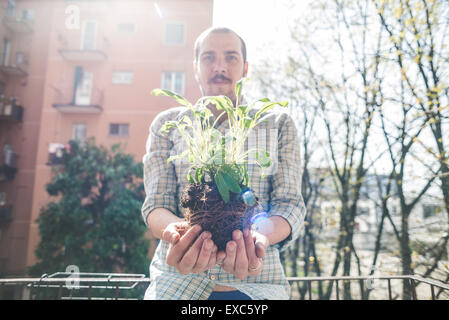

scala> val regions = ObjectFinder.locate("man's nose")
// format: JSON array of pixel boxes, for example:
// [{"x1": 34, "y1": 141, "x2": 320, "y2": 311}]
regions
[{"x1": 212, "y1": 57, "x2": 226, "y2": 73}]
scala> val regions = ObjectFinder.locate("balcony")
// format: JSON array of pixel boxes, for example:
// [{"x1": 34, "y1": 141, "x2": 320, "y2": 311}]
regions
[
  {"x1": 2, "y1": 14, "x2": 33, "y2": 34},
  {"x1": 51, "y1": 85, "x2": 103, "y2": 114},
  {"x1": 0, "y1": 273, "x2": 447, "y2": 300},
  {"x1": 58, "y1": 49, "x2": 107, "y2": 62},
  {"x1": 0, "y1": 205, "x2": 12, "y2": 225},
  {"x1": 0, "y1": 65, "x2": 27, "y2": 77},
  {"x1": 0, "y1": 98, "x2": 24, "y2": 122},
  {"x1": 0, "y1": 147, "x2": 18, "y2": 182},
  {"x1": 57, "y1": 33, "x2": 109, "y2": 62},
  {"x1": 46, "y1": 143, "x2": 66, "y2": 166},
  {"x1": 0, "y1": 52, "x2": 29, "y2": 78}
]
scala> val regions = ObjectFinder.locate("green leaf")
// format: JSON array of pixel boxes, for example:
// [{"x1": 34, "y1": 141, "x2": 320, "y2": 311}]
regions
[
  {"x1": 222, "y1": 171, "x2": 241, "y2": 193},
  {"x1": 254, "y1": 101, "x2": 289, "y2": 121},
  {"x1": 257, "y1": 150, "x2": 272, "y2": 168},
  {"x1": 182, "y1": 116, "x2": 192, "y2": 126},
  {"x1": 159, "y1": 121, "x2": 178, "y2": 134},
  {"x1": 195, "y1": 168, "x2": 203, "y2": 183},
  {"x1": 223, "y1": 165, "x2": 240, "y2": 182},
  {"x1": 187, "y1": 168, "x2": 195, "y2": 184},
  {"x1": 167, "y1": 150, "x2": 189, "y2": 163},
  {"x1": 152, "y1": 88, "x2": 192, "y2": 108},
  {"x1": 235, "y1": 78, "x2": 249, "y2": 103},
  {"x1": 215, "y1": 171, "x2": 230, "y2": 203}
]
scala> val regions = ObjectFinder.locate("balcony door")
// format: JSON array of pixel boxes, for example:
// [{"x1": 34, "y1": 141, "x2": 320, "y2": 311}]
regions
[
  {"x1": 74, "y1": 67, "x2": 93, "y2": 106},
  {"x1": 81, "y1": 20, "x2": 97, "y2": 51},
  {"x1": 1, "y1": 38, "x2": 11, "y2": 66}
]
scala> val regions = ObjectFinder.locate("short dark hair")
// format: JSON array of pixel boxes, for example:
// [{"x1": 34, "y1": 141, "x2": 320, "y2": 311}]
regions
[{"x1": 194, "y1": 27, "x2": 247, "y2": 64}]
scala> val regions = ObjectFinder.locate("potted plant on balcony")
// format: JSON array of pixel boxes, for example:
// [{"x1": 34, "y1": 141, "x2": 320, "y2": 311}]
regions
[{"x1": 152, "y1": 79, "x2": 288, "y2": 250}]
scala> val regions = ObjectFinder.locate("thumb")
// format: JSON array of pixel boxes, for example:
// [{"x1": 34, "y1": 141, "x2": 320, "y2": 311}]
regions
[
  {"x1": 162, "y1": 226, "x2": 180, "y2": 245},
  {"x1": 254, "y1": 235, "x2": 269, "y2": 259}
]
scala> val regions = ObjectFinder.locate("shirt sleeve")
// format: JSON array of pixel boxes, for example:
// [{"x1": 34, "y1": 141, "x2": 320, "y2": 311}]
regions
[
  {"x1": 268, "y1": 112, "x2": 307, "y2": 252},
  {"x1": 141, "y1": 111, "x2": 179, "y2": 228}
]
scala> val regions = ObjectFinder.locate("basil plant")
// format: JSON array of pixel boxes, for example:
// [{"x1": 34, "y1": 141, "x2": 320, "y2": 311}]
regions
[{"x1": 152, "y1": 78, "x2": 288, "y2": 203}]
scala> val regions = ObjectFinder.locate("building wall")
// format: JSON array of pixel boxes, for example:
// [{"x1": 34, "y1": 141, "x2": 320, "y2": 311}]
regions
[{"x1": 0, "y1": 0, "x2": 213, "y2": 276}]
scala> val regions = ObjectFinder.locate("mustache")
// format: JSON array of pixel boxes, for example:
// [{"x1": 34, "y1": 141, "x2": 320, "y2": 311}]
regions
[{"x1": 208, "y1": 74, "x2": 232, "y2": 83}]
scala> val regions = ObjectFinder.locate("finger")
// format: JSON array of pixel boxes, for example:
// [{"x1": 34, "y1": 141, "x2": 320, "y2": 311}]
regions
[
  {"x1": 162, "y1": 225, "x2": 179, "y2": 245},
  {"x1": 216, "y1": 250, "x2": 226, "y2": 267},
  {"x1": 205, "y1": 244, "x2": 218, "y2": 270},
  {"x1": 192, "y1": 238, "x2": 214, "y2": 273},
  {"x1": 171, "y1": 225, "x2": 202, "y2": 259},
  {"x1": 233, "y1": 230, "x2": 248, "y2": 280},
  {"x1": 248, "y1": 258, "x2": 263, "y2": 277},
  {"x1": 179, "y1": 231, "x2": 211, "y2": 274},
  {"x1": 222, "y1": 241, "x2": 236, "y2": 273},
  {"x1": 166, "y1": 225, "x2": 202, "y2": 266},
  {"x1": 254, "y1": 236, "x2": 269, "y2": 259},
  {"x1": 243, "y1": 229, "x2": 259, "y2": 270}
]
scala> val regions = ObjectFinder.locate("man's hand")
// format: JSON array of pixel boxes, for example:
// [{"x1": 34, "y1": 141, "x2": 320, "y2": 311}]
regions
[
  {"x1": 217, "y1": 229, "x2": 269, "y2": 280},
  {"x1": 162, "y1": 221, "x2": 218, "y2": 275}
]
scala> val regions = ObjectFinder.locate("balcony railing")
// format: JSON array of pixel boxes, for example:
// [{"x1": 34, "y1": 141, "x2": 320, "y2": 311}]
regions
[
  {"x1": 0, "y1": 99, "x2": 24, "y2": 122},
  {"x1": 57, "y1": 34, "x2": 109, "y2": 61},
  {"x1": 0, "y1": 273, "x2": 448, "y2": 300},
  {"x1": 51, "y1": 85, "x2": 104, "y2": 114},
  {"x1": 0, "y1": 148, "x2": 18, "y2": 182},
  {"x1": 2, "y1": 13, "x2": 33, "y2": 34},
  {"x1": 0, "y1": 205, "x2": 12, "y2": 225}
]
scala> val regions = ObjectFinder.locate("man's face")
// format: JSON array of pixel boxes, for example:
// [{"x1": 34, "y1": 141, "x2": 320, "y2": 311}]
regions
[{"x1": 194, "y1": 32, "x2": 248, "y2": 104}]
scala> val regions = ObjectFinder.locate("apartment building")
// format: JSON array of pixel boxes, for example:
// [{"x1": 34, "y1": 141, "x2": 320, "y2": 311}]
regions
[{"x1": 0, "y1": 0, "x2": 213, "y2": 276}]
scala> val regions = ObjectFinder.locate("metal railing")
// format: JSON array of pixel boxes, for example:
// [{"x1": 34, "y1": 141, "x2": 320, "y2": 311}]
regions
[
  {"x1": 286, "y1": 275, "x2": 449, "y2": 300},
  {"x1": 0, "y1": 273, "x2": 448, "y2": 300}
]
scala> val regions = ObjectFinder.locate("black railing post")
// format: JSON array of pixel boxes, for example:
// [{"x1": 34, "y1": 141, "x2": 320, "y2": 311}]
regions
[
  {"x1": 410, "y1": 278, "x2": 417, "y2": 300},
  {"x1": 57, "y1": 283, "x2": 63, "y2": 300},
  {"x1": 336, "y1": 280, "x2": 339, "y2": 300},
  {"x1": 431, "y1": 285, "x2": 435, "y2": 300},
  {"x1": 360, "y1": 279, "x2": 365, "y2": 300},
  {"x1": 106, "y1": 275, "x2": 112, "y2": 300},
  {"x1": 37, "y1": 274, "x2": 48, "y2": 300},
  {"x1": 308, "y1": 281, "x2": 312, "y2": 300},
  {"x1": 387, "y1": 279, "x2": 392, "y2": 300}
]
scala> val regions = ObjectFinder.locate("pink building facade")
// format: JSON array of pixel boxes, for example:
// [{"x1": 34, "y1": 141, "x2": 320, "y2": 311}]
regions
[{"x1": 0, "y1": 0, "x2": 213, "y2": 276}]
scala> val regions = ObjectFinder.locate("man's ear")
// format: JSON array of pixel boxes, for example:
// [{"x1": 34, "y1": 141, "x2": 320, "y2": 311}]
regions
[
  {"x1": 193, "y1": 61, "x2": 199, "y2": 83},
  {"x1": 243, "y1": 61, "x2": 249, "y2": 77}
]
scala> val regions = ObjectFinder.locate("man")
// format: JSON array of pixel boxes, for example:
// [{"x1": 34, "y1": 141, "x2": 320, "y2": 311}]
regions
[{"x1": 141, "y1": 26, "x2": 306, "y2": 300}]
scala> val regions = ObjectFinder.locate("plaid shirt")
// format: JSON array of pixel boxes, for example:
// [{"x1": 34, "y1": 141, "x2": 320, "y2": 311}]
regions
[{"x1": 141, "y1": 104, "x2": 306, "y2": 300}]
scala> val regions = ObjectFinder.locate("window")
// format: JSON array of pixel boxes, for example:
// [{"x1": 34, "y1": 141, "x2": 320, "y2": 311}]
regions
[
  {"x1": 358, "y1": 207, "x2": 370, "y2": 216},
  {"x1": 81, "y1": 20, "x2": 97, "y2": 50},
  {"x1": 1, "y1": 38, "x2": 11, "y2": 66},
  {"x1": 73, "y1": 67, "x2": 93, "y2": 105},
  {"x1": 112, "y1": 71, "x2": 134, "y2": 84},
  {"x1": 72, "y1": 123, "x2": 87, "y2": 142},
  {"x1": 164, "y1": 23, "x2": 184, "y2": 45},
  {"x1": 7, "y1": 0, "x2": 16, "y2": 17},
  {"x1": 162, "y1": 71, "x2": 185, "y2": 95},
  {"x1": 117, "y1": 23, "x2": 136, "y2": 34},
  {"x1": 15, "y1": 52, "x2": 26, "y2": 65},
  {"x1": 423, "y1": 204, "x2": 439, "y2": 219},
  {"x1": 109, "y1": 123, "x2": 129, "y2": 137},
  {"x1": 19, "y1": 9, "x2": 34, "y2": 22}
]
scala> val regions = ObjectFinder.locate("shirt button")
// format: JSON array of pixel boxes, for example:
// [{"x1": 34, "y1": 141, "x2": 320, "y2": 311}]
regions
[{"x1": 209, "y1": 275, "x2": 216, "y2": 281}]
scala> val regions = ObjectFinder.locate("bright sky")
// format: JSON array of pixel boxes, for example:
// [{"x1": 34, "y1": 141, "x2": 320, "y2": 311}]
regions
[{"x1": 213, "y1": 0, "x2": 307, "y2": 62}]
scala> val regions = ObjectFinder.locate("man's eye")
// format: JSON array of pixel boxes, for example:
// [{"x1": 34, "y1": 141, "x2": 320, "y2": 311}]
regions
[
  {"x1": 227, "y1": 55, "x2": 237, "y2": 61},
  {"x1": 203, "y1": 55, "x2": 214, "y2": 61}
]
